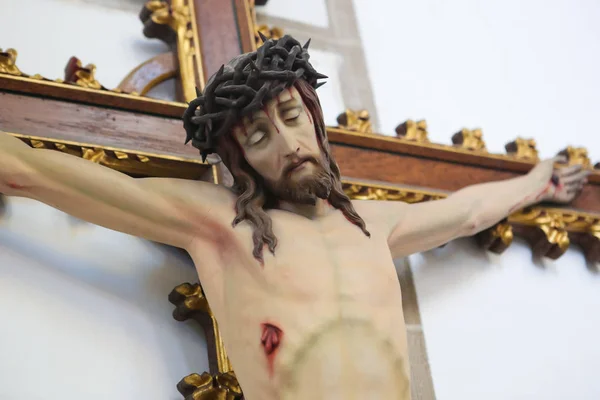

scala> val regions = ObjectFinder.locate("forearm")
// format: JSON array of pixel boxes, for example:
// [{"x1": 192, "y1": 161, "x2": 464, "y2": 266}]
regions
[
  {"x1": 0, "y1": 132, "x2": 37, "y2": 195},
  {"x1": 0, "y1": 131, "x2": 189, "y2": 245},
  {"x1": 451, "y1": 173, "x2": 551, "y2": 234}
]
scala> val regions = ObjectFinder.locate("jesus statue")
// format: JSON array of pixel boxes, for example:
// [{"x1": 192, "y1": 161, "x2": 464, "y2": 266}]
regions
[{"x1": 0, "y1": 35, "x2": 590, "y2": 399}]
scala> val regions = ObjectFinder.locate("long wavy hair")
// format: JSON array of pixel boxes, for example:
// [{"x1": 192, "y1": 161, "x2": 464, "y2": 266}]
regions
[{"x1": 216, "y1": 79, "x2": 370, "y2": 262}]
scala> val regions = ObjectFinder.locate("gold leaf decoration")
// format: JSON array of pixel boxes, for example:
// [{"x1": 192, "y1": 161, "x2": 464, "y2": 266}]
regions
[
  {"x1": 64, "y1": 57, "x2": 103, "y2": 90},
  {"x1": 0, "y1": 48, "x2": 23, "y2": 76},
  {"x1": 255, "y1": 24, "x2": 284, "y2": 46},
  {"x1": 558, "y1": 146, "x2": 592, "y2": 169},
  {"x1": 505, "y1": 137, "x2": 539, "y2": 161},
  {"x1": 336, "y1": 109, "x2": 373, "y2": 134},
  {"x1": 395, "y1": 119, "x2": 430, "y2": 143},
  {"x1": 452, "y1": 128, "x2": 487, "y2": 151},
  {"x1": 177, "y1": 372, "x2": 243, "y2": 400}
]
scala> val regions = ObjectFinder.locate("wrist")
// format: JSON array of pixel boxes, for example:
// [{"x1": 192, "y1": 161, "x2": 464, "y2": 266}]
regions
[{"x1": 525, "y1": 172, "x2": 555, "y2": 203}]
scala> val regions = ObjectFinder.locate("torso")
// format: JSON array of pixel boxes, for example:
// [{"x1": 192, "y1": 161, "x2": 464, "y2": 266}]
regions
[{"x1": 187, "y1": 202, "x2": 411, "y2": 400}]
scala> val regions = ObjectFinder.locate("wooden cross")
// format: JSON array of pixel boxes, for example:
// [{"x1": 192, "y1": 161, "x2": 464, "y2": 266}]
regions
[{"x1": 1, "y1": 1, "x2": 599, "y2": 398}]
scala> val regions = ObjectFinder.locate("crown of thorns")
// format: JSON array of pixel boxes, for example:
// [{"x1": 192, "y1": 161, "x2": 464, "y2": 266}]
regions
[{"x1": 182, "y1": 34, "x2": 328, "y2": 161}]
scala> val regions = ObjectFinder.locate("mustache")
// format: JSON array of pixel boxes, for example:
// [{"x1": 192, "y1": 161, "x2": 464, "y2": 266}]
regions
[{"x1": 283, "y1": 156, "x2": 320, "y2": 176}]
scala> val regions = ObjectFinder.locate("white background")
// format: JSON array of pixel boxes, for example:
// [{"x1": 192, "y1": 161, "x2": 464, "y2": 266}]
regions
[{"x1": 1, "y1": 0, "x2": 599, "y2": 399}]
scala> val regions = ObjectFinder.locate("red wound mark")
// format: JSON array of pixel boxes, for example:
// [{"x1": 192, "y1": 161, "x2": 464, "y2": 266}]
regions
[
  {"x1": 263, "y1": 106, "x2": 280, "y2": 134},
  {"x1": 508, "y1": 181, "x2": 553, "y2": 213},
  {"x1": 261, "y1": 322, "x2": 283, "y2": 377},
  {"x1": 7, "y1": 182, "x2": 26, "y2": 190}
]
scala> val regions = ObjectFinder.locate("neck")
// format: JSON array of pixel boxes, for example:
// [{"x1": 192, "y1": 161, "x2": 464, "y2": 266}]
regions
[{"x1": 278, "y1": 198, "x2": 333, "y2": 219}]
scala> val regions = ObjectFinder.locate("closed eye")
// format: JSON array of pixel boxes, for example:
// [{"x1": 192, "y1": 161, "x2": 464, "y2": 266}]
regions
[
  {"x1": 247, "y1": 130, "x2": 267, "y2": 146},
  {"x1": 282, "y1": 107, "x2": 302, "y2": 122}
]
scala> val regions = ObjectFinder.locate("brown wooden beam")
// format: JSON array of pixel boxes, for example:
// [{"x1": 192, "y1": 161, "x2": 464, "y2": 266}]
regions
[
  {"x1": 2, "y1": 90, "x2": 598, "y2": 214},
  {"x1": 0, "y1": 75, "x2": 186, "y2": 117},
  {"x1": 192, "y1": 0, "x2": 256, "y2": 82}
]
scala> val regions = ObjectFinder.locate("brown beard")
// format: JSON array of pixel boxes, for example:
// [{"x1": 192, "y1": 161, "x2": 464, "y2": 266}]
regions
[
  {"x1": 265, "y1": 155, "x2": 333, "y2": 206},
  {"x1": 215, "y1": 79, "x2": 370, "y2": 263}
]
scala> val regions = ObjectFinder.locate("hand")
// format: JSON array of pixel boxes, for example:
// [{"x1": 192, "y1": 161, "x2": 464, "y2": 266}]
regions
[{"x1": 529, "y1": 156, "x2": 591, "y2": 204}]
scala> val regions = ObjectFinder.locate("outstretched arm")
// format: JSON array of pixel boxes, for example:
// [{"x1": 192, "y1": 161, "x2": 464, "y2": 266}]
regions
[
  {"x1": 371, "y1": 157, "x2": 590, "y2": 258},
  {"x1": 0, "y1": 131, "x2": 235, "y2": 249}
]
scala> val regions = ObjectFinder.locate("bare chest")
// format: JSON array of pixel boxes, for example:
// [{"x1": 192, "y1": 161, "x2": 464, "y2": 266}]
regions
[
  {"x1": 226, "y1": 212, "x2": 399, "y2": 307},
  {"x1": 188, "y1": 212, "x2": 409, "y2": 399}
]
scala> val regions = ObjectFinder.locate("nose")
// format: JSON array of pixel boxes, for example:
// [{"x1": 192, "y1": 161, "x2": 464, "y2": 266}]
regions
[{"x1": 279, "y1": 129, "x2": 300, "y2": 157}]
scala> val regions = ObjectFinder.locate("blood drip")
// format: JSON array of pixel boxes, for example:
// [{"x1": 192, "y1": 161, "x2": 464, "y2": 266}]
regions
[
  {"x1": 261, "y1": 323, "x2": 283, "y2": 378},
  {"x1": 263, "y1": 106, "x2": 280, "y2": 134}
]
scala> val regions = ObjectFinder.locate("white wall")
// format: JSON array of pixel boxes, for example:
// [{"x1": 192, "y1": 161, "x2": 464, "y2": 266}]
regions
[
  {"x1": 2, "y1": 0, "x2": 176, "y2": 99},
  {"x1": 3, "y1": 0, "x2": 600, "y2": 399},
  {"x1": 0, "y1": 1, "x2": 207, "y2": 399},
  {"x1": 354, "y1": 0, "x2": 600, "y2": 398}
]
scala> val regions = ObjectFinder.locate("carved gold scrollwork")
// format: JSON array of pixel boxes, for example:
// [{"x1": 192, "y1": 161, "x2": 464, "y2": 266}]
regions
[
  {"x1": 177, "y1": 372, "x2": 243, "y2": 400},
  {"x1": 141, "y1": 0, "x2": 202, "y2": 100},
  {"x1": 505, "y1": 137, "x2": 539, "y2": 161},
  {"x1": 395, "y1": 119, "x2": 430, "y2": 143},
  {"x1": 0, "y1": 48, "x2": 23, "y2": 76},
  {"x1": 255, "y1": 24, "x2": 284, "y2": 47},
  {"x1": 336, "y1": 109, "x2": 373, "y2": 134},
  {"x1": 170, "y1": 282, "x2": 211, "y2": 318},
  {"x1": 343, "y1": 183, "x2": 445, "y2": 203},
  {"x1": 10, "y1": 133, "x2": 207, "y2": 180},
  {"x1": 476, "y1": 221, "x2": 514, "y2": 254},
  {"x1": 560, "y1": 213, "x2": 600, "y2": 263},
  {"x1": 64, "y1": 57, "x2": 103, "y2": 89},
  {"x1": 509, "y1": 208, "x2": 570, "y2": 259},
  {"x1": 143, "y1": 0, "x2": 189, "y2": 36},
  {"x1": 169, "y1": 283, "x2": 233, "y2": 373},
  {"x1": 558, "y1": 146, "x2": 592, "y2": 169},
  {"x1": 452, "y1": 128, "x2": 487, "y2": 151},
  {"x1": 81, "y1": 147, "x2": 107, "y2": 163}
]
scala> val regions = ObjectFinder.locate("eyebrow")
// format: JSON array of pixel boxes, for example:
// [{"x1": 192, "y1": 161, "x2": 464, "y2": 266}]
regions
[{"x1": 278, "y1": 98, "x2": 298, "y2": 109}]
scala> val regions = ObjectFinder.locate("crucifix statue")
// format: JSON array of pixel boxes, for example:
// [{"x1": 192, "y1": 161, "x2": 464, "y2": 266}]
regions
[{"x1": 0, "y1": 33, "x2": 591, "y2": 399}]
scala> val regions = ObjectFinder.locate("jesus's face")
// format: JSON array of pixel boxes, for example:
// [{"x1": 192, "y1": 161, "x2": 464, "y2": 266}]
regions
[{"x1": 233, "y1": 86, "x2": 332, "y2": 205}]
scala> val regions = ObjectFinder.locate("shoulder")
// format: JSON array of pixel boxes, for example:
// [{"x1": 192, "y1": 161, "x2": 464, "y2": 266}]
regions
[
  {"x1": 138, "y1": 177, "x2": 238, "y2": 220},
  {"x1": 139, "y1": 177, "x2": 236, "y2": 201},
  {"x1": 351, "y1": 199, "x2": 410, "y2": 233}
]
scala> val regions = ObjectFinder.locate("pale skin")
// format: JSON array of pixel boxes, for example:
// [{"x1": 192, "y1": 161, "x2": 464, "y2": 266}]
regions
[{"x1": 0, "y1": 87, "x2": 590, "y2": 400}]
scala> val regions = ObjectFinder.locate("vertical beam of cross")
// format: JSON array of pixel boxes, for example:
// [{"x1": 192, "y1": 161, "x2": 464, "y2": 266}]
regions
[{"x1": 141, "y1": 0, "x2": 258, "y2": 102}]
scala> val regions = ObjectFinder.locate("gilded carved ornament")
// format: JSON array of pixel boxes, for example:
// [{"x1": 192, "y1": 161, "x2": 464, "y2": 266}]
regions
[
  {"x1": 476, "y1": 221, "x2": 514, "y2": 254},
  {"x1": 0, "y1": 47, "x2": 164, "y2": 100},
  {"x1": 452, "y1": 128, "x2": 487, "y2": 151},
  {"x1": 169, "y1": 283, "x2": 233, "y2": 373},
  {"x1": 141, "y1": 0, "x2": 202, "y2": 99},
  {"x1": 0, "y1": 48, "x2": 23, "y2": 75},
  {"x1": 558, "y1": 146, "x2": 592, "y2": 169},
  {"x1": 336, "y1": 109, "x2": 373, "y2": 134},
  {"x1": 343, "y1": 183, "x2": 444, "y2": 203},
  {"x1": 395, "y1": 119, "x2": 430, "y2": 143},
  {"x1": 255, "y1": 25, "x2": 284, "y2": 47},
  {"x1": 10, "y1": 133, "x2": 207, "y2": 180},
  {"x1": 505, "y1": 137, "x2": 539, "y2": 161},
  {"x1": 509, "y1": 208, "x2": 571, "y2": 258},
  {"x1": 64, "y1": 57, "x2": 103, "y2": 90},
  {"x1": 177, "y1": 371, "x2": 243, "y2": 400},
  {"x1": 143, "y1": 0, "x2": 190, "y2": 36}
]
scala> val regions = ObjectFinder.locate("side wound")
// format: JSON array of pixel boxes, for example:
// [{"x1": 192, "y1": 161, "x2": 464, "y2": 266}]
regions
[{"x1": 261, "y1": 322, "x2": 283, "y2": 378}]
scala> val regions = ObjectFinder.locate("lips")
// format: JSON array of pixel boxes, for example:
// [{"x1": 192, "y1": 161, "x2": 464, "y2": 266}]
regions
[
  {"x1": 291, "y1": 161, "x2": 307, "y2": 171},
  {"x1": 285, "y1": 159, "x2": 310, "y2": 175}
]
